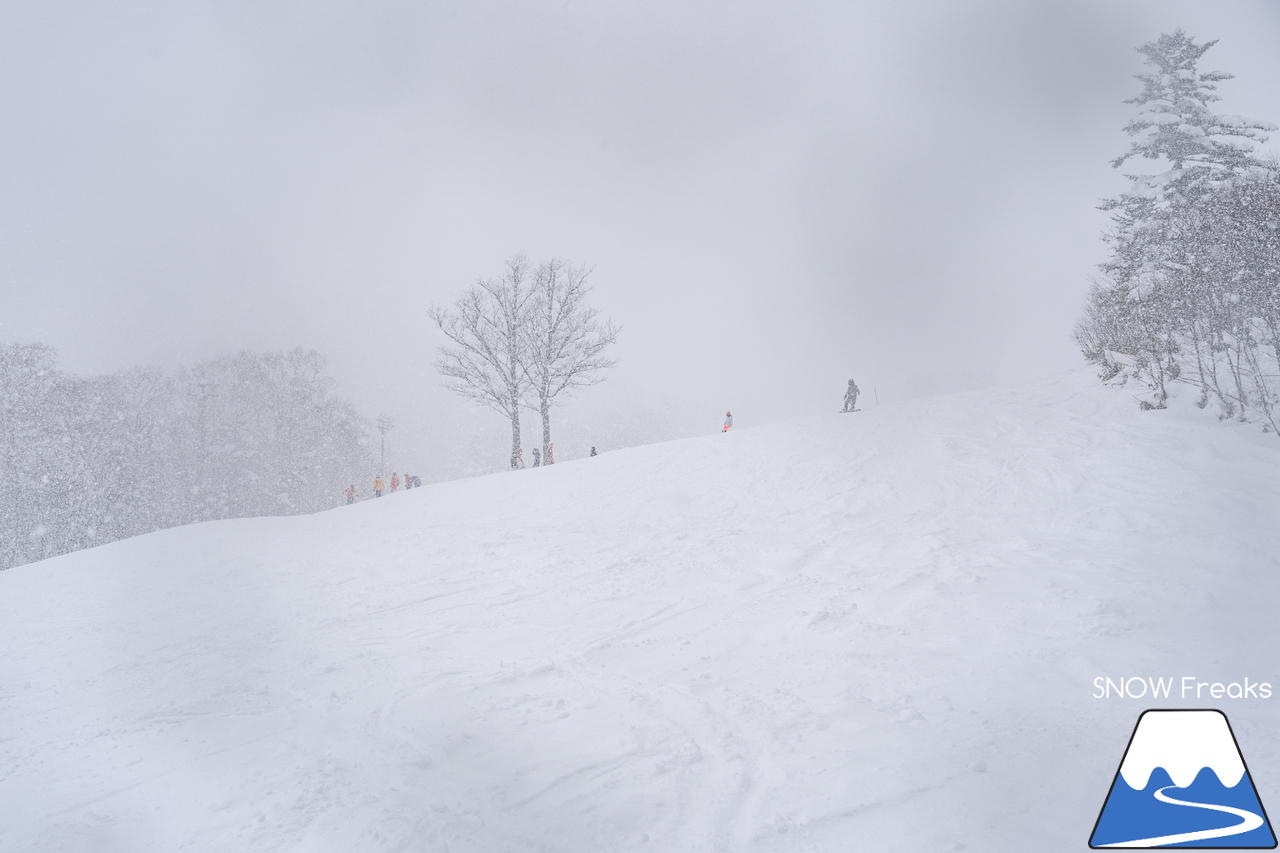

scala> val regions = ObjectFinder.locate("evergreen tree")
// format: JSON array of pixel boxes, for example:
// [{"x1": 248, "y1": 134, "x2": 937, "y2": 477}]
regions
[{"x1": 1077, "y1": 31, "x2": 1280, "y2": 431}]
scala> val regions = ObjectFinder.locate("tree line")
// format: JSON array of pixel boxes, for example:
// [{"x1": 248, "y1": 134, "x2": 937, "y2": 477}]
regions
[
  {"x1": 1076, "y1": 31, "x2": 1280, "y2": 433},
  {"x1": 430, "y1": 254, "x2": 620, "y2": 467},
  {"x1": 0, "y1": 344, "x2": 372, "y2": 569}
]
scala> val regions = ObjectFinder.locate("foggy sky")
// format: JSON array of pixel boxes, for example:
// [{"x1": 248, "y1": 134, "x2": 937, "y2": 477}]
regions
[{"x1": 3, "y1": 1, "x2": 1280, "y2": 481}]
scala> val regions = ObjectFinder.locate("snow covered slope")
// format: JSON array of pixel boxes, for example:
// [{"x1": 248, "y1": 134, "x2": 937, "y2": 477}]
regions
[{"x1": 3, "y1": 370, "x2": 1279, "y2": 852}]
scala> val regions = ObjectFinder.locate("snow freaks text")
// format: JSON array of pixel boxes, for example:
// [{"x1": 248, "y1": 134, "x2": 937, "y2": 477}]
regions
[{"x1": 1093, "y1": 677, "x2": 1273, "y2": 700}]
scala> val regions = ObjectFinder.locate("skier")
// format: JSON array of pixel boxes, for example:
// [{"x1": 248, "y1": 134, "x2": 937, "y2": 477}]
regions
[
  {"x1": 842, "y1": 379, "x2": 860, "y2": 413},
  {"x1": 532, "y1": 448, "x2": 541, "y2": 467},
  {"x1": 391, "y1": 473, "x2": 400, "y2": 493},
  {"x1": 723, "y1": 411, "x2": 733, "y2": 433},
  {"x1": 344, "y1": 484, "x2": 355, "y2": 505},
  {"x1": 373, "y1": 476, "x2": 384, "y2": 497},
  {"x1": 404, "y1": 473, "x2": 412, "y2": 490},
  {"x1": 412, "y1": 475, "x2": 421, "y2": 487},
  {"x1": 590, "y1": 446, "x2": 597, "y2": 457}
]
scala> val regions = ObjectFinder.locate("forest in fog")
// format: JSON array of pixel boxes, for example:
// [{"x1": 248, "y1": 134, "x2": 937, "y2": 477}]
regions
[{"x1": 0, "y1": 344, "x2": 370, "y2": 569}]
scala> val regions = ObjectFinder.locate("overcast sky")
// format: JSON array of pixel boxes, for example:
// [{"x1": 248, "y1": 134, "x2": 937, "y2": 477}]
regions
[{"x1": 3, "y1": 1, "x2": 1279, "y2": 479}]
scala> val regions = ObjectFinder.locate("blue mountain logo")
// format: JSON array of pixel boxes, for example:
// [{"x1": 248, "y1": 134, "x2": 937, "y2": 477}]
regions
[{"x1": 1090, "y1": 709, "x2": 1276, "y2": 848}]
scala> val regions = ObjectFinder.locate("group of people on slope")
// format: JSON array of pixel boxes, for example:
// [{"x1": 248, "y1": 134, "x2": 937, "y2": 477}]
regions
[
  {"x1": 510, "y1": 443, "x2": 558, "y2": 470},
  {"x1": 344, "y1": 472, "x2": 421, "y2": 503},
  {"x1": 507, "y1": 443, "x2": 603, "y2": 470}
]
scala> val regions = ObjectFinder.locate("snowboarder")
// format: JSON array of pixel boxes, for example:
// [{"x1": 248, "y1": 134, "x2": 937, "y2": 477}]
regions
[
  {"x1": 842, "y1": 379, "x2": 860, "y2": 413},
  {"x1": 344, "y1": 484, "x2": 355, "y2": 505},
  {"x1": 373, "y1": 476, "x2": 384, "y2": 497},
  {"x1": 390, "y1": 473, "x2": 400, "y2": 493},
  {"x1": 723, "y1": 411, "x2": 733, "y2": 432},
  {"x1": 532, "y1": 448, "x2": 541, "y2": 467},
  {"x1": 590, "y1": 447, "x2": 597, "y2": 457}
]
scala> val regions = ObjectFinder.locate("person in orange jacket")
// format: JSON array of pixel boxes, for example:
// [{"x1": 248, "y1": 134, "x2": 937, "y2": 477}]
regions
[{"x1": 373, "y1": 476, "x2": 384, "y2": 497}]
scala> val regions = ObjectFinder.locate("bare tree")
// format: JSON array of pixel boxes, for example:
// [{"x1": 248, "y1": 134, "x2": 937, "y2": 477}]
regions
[
  {"x1": 524, "y1": 259, "x2": 620, "y2": 461},
  {"x1": 430, "y1": 255, "x2": 536, "y2": 467}
]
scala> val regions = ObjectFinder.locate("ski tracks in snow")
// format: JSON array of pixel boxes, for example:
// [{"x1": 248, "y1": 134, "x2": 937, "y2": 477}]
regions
[{"x1": 7, "y1": 372, "x2": 1280, "y2": 851}]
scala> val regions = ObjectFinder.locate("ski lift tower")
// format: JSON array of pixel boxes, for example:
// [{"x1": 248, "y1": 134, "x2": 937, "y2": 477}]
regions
[{"x1": 376, "y1": 414, "x2": 395, "y2": 470}]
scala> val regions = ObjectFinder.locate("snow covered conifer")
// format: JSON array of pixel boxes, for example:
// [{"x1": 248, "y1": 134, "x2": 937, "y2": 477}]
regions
[
  {"x1": 1078, "y1": 31, "x2": 1280, "y2": 429},
  {"x1": 1110, "y1": 30, "x2": 1272, "y2": 201}
]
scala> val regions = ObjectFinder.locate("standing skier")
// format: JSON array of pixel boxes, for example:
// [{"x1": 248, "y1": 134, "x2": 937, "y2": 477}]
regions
[
  {"x1": 373, "y1": 476, "x2": 384, "y2": 497},
  {"x1": 723, "y1": 411, "x2": 733, "y2": 433},
  {"x1": 390, "y1": 473, "x2": 400, "y2": 493},
  {"x1": 344, "y1": 484, "x2": 356, "y2": 505},
  {"x1": 842, "y1": 379, "x2": 860, "y2": 413}
]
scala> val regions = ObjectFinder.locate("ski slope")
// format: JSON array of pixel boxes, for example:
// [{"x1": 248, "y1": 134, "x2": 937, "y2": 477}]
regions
[{"x1": 3, "y1": 370, "x2": 1279, "y2": 852}]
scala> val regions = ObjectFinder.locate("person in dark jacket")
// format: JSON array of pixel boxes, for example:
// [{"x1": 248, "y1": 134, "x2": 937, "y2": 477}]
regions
[{"x1": 842, "y1": 379, "x2": 860, "y2": 413}]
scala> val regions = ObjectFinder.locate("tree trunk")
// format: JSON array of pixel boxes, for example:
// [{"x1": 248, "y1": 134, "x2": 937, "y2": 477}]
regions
[
  {"x1": 539, "y1": 389, "x2": 551, "y2": 462},
  {"x1": 509, "y1": 398, "x2": 522, "y2": 469}
]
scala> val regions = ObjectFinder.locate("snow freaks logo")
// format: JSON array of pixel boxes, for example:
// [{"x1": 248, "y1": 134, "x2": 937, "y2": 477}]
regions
[{"x1": 1089, "y1": 710, "x2": 1276, "y2": 848}]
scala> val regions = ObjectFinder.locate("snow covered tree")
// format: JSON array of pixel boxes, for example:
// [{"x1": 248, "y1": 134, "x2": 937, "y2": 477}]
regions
[
  {"x1": 524, "y1": 259, "x2": 619, "y2": 462},
  {"x1": 1077, "y1": 31, "x2": 1280, "y2": 430},
  {"x1": 0, "y1": 344, "x2": 374, "y2": 570},
  {"x1": 1099, "y1": 31, "x2": 1273, "y2": 321},
  {"x1": 1110, "y1": 31, "x2": 1271, "y2": 198},
  {"x1": 430, "y1": 255, "x2": 536, "y2": 467}
]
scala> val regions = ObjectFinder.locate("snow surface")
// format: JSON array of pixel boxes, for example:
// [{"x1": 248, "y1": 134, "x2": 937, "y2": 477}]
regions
[
  {"x1": 3, "y1": 370, "x2": 1279, "y2": 852},
  {"x1": 1119, "y1": 710, "x2": 1245, "y2": 790}
]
